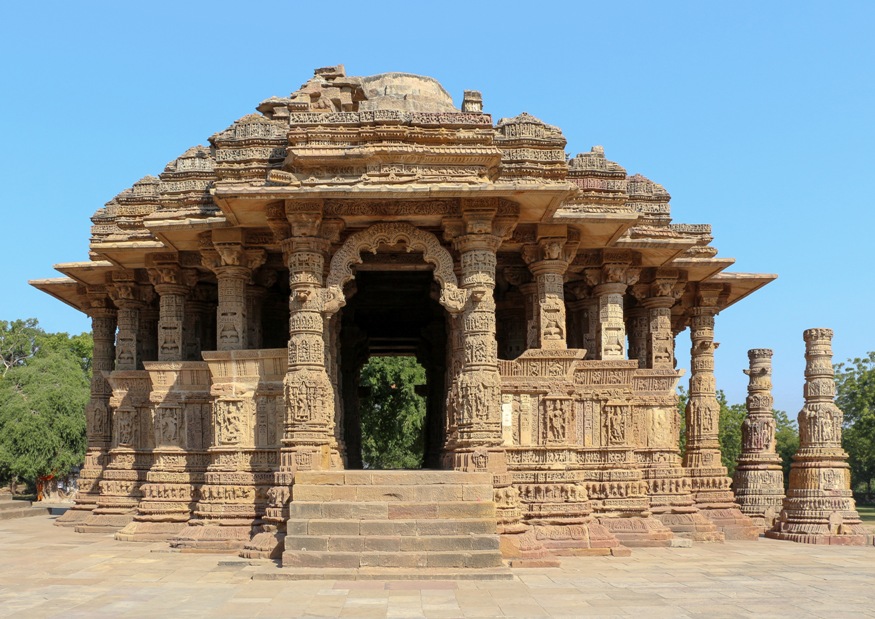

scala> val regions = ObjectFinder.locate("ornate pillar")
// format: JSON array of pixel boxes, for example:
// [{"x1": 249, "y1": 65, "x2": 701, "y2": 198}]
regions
[
  {"x1": 522, "y1": 230, "x2": 577, "y2": 350},
  {"x1": 585, "y1": 255, "x2": 639, "y2": 360},
  {"x1": 626, "y1": 301, "x2": 649, "y2": 368},
  {"x1": 203, "y1": 231, "x2": 266, "y2": 351},
  {"x1": 733, "y1": 349, "x2": 785, "y2": 531},
  {"x1": 77, "y1": 277, "x2": 153, "y2": 533},
  {"x1": 643, "y1": 271, "x2": 685, "y2": 370},
  {"x1": 684, "y1": 284, "x2": 758, "y2": 539},
  {"x1": 56, "y1": 288, "x2": 117, "y2": 527},
  {"x1": 767, "y1": 329, "x2": 867, "y2": 544},
  {"x1": 183, "y1": 285, "x2": 212, "y2": 360},
  {"x1": 148, "y1": 261, "x2": 197, "y2": 362}
]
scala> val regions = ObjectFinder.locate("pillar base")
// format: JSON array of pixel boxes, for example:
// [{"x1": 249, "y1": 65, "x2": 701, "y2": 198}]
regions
[
  {"x1": 170, "y1": 520, "x2": 258, "y2": 553},
  {"x1": 530, "y1": 521, "x2": 625, "y2": 555},
  {"x1": 116, "y1": 520, "x2": 189, "y2": 542},
  {"x1": 75, "y1": 508, "x2": 136, "y2": 534},
  {"x1": 595, "y1": 516, "x2": 676, "y2": 547},
  {"x1": 241, "y1": 526, "x2": 286, "y2": 560},
  {"x1": 54, "y1": 505, "x2": 94, "y2": 528},
  {"x1": 698, "y1": 506, "x2": 760, "y2": 540},
  {"x1": 653, "y1": 509, "x2": 725, "y2": 542}
]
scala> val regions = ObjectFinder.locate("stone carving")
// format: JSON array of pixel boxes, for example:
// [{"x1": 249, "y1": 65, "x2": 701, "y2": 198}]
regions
[
  {"x1": 732, "y1": 349, "x2": 785, "y2": 530},
  {"x1": 38, "y1": 65, "x2": 780, "y2": 564},
  {"x1": 767, "y1": 329, "x2": 867, "y2": 544}
]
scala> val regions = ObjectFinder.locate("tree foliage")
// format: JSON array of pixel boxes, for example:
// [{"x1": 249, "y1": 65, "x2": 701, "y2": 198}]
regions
[
  {"x1": 0, "y1": 319, "x2": 92, "y2": 491},
  {"x1": 359, "y1": 356, "x2": 426, "y2": 469},
  {"x1": 835, "y1": 352, "x2": 875, "y2": 497}
]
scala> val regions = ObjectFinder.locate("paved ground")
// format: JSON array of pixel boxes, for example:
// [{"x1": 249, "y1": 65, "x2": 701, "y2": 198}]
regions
[{"x1": 0, "y1": 515, "x2": 872, "y2": 618}]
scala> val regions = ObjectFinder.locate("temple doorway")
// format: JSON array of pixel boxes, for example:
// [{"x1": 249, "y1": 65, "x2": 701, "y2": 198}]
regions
[{"x1": 339, "y1": 270, "x2": 448, "y2": 470}]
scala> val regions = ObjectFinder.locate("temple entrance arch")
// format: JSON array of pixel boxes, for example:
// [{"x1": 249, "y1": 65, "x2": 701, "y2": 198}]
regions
[
  {"x1": 325, "y1": 222, "x2": 467, "y2": 317},
  {"x1": 327, "y1": 223, "x2": 459, "y2": 470}
]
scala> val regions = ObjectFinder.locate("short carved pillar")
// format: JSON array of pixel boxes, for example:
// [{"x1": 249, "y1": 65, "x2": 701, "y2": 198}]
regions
[
  {"x1": 626, "y1": 303, "x2": 649, "y2": 368},
  {"x1": 683, "y1": 284, "x2": 758, "y2": 539},
  {"x1": 644, "y1": 298, "x2": 678, "y2": 371},
  {"x1": 247, "y1": 270, "x2": 276, "y2": 350},
  {"x1": 519, "y1": 281, "x2": 540, "y2": 351},
  {"x1": 56, "y1": 291, "x2": 116, "y2": 527},
  {"x1": 767, "y1": 329, "x2": 867, "y2": 544},
  {"x1": 113, "y1": 281, "x2": 142, "y2": 371},
  {"x1": 148, "y1": 263, "x2": 196, "y2": 362},
  {"x1": 585, "y1": 261, "x2": 639, "y2": 360},
  {"x1": 523, "y1": 234, "x2": 576, "y2": 350},
  {"x1": 733, "y1": 349, "x2": 785, "y2": 531}
]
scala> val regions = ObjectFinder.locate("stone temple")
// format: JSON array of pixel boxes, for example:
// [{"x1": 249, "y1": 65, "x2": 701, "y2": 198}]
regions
[{"x1": 32, "y1": 65, "x2": 778, "y2": 570}]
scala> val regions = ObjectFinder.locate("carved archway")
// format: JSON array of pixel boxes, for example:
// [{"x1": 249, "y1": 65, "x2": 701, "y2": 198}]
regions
[{"x1": 324, "y1": 222, "x2": 467, "y2": 315}]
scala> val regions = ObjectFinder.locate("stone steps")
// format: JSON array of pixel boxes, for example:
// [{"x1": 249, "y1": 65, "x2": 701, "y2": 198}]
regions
[
  {"x1": 280, "y1": 470, "x2": 506, "y2": 573},
  {"x1": 0, "y1": 497, "x2": 47, "y2": 521}
]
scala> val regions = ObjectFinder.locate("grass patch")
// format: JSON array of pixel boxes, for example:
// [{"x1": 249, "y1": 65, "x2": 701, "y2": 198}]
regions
[{"x1": 857, "y1": 505, "x2": 875, "y2": 523}]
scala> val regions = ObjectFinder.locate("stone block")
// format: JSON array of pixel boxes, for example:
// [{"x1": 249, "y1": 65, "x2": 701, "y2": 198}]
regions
[
  {"x1": 307, "y1": 519, "x2": 360, "y2": 536},
  {"x1": 462, "y1": 484, "x2": 494, "y2": 502},
  {"x1": 437, "y1": 502, "x2": 495, "y2": 519},
  {"x1": 292, "y1": 485, "x2": 357, "y2": 502},
  {"x1": 359, "y1": 519, "x2": 418, "y2": 536},
  {"x1": 321, "y1": 502, "x2": 389, "y2": 520},
  {"x1": 360, "y1": 551, "x2": 427, "y2": 568},
  {"x1": 355, "y1": 485, "x2": 417, "y2": 502},
  {"x1": 416, "y1": 518, "x2": 496, "y2": 535},
  {"x1": 414, "y1": 485, "x2": 464, "y2": 502},
  {"x1": 282, "y1": 550, "x2": 360, "y2": 569},
  {"x1": 287, "y1": 503, "x2": 323, "y2": 519},
  {"x1": 284, "y1": 535, "x2": 328, "y2": 552},
  {"x1": 388, "y1": 503, "x2": 438, "y2": 520}
]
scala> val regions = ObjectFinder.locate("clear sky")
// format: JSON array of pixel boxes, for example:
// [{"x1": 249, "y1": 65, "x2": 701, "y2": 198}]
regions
[{"x1": 2, "y1": 1, "x2": 873, "y2": 416}]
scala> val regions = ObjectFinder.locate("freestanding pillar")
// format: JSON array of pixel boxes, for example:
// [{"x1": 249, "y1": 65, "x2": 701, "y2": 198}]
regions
[
  {"x1": 767, "y1": 329, "x2": 867, "y2": 544},
  {"x1": 733, "y1": 349, "x2": 785, "y2": 530}
]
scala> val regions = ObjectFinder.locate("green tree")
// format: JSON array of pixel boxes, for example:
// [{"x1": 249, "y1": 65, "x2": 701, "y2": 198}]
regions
[
  {"x1": 358, "y1": 356, "x2": 426, "y2": 469},
  {"x1": 0, "y1": 319, "x2": 92, "y2": 493},
  {"x1": 835, "y1": 352, "x2": 875, "y2": 498}
]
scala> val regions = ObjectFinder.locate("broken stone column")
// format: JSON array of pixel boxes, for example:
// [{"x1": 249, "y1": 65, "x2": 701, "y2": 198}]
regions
[
  {"x1": 767, "y1": 329, "x2": 867, "y2": 544},
  {"x1": 733, "y1": 349, "x2": 785, "y2": 531}
]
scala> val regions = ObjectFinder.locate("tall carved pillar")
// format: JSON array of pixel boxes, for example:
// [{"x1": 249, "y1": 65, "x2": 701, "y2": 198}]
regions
[
  {"x1": 56, "y1": 290, "x2": 116, "y2": 527},
  {"x1": 522, "y1": 232, "x2": 576, "y2": 350},
  {"x1": 733, "y1": 349, "x2": 785, "y2": 531},
  {"x1": 78, "y1": 279, "x2": 152, "y2": 533},
  {"x1": 684, "y1": 284, "x2": 758, "y2": 539},
  {"x1": 767, "y1": 329, "x2": 867, "y2": 544},
  {"x1": 118, "y1": 262, "x2": 206, "y2": 542},
  {"x1": 449, "y1": 231, "x2": 503, "y2": 457},
  {"x1": 171, "y1": 238, "x2": 268, "y2": 551}
]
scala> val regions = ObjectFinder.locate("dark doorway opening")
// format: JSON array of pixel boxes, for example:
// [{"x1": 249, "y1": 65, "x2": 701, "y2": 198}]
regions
[{"x1": 339, "y1": 270, "x2": 447, "y2": 469}]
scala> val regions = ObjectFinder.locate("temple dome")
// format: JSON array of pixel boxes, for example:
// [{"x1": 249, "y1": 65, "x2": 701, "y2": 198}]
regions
[{"x1": 358, "y1": 72, "x2": 458, "y2": 113}]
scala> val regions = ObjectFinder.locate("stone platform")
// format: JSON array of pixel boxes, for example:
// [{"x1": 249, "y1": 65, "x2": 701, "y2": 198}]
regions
[{"x1": 0, "y1": 494, "x2": 47, "y2": 521}]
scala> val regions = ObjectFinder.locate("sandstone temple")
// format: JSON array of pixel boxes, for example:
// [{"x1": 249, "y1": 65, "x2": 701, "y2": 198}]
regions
[{"x1": 33, "y1": 65, "x2": 794, "y2": 570}]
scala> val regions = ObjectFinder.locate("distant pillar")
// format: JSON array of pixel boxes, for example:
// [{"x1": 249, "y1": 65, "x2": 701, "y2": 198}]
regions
[
  {"x1": 523, "y1": 230, "x2": 576, "y2": 350},
  {"x1": 733, "y1": 349, "x2": 785, "y2": 531},
  {"x1": 585, "y1": 256, "x2": 639, "y2": 360},
  {"x1": 767, "y1": 329, "x2": 867, "y2": 544}
]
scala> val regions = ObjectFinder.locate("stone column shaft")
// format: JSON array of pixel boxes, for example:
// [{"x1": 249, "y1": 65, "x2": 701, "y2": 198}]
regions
[
  {"x1": 644, "y1": 297, "x2": 676, "y2": 370},
  {"x1": 595, "y1": 282, "x2": 628, "y2": 360}
]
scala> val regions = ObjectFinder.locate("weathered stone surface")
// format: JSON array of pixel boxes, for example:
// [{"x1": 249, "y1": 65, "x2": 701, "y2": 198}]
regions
[{"x1": 33, "y1": 64, "x2": 782, "y2": 569}]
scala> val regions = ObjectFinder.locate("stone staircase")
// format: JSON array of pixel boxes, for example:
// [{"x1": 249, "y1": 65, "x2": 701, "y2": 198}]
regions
[
  {"x1": 0, "y1": 493, "x2": 46, "y2": 521},
  {"x1": 280, "y1": 470, "x2": 508, "y2": 577}
]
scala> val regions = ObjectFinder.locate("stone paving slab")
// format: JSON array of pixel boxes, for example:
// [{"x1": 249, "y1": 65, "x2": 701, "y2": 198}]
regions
[{"x1": 0, "y1": 514, "x2": 873, "y2": 618}]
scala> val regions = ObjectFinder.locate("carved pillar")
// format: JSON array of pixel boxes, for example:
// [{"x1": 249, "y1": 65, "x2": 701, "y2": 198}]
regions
[
  {"x1": 56, "y1": 290, "x2": 117, "y2": 527},
  {"x1": 522, "y1": 232, "x2": 576, "y2": 350},
  {"x1": 626, "y1": 302, "x2": 649, "y2": 368},
  {"x1": 183, "y1": 286, "x2": 212, "y2": 360},
  {"x1": 78, "y1": 278, "x2": 153, "y2": 534},
  {"x1": 733, "y1": 349, "x2": 785, "y2": 531},
  {"x1": 767, "y1": 329, "x2": 867, "y2": 544},
  {"x1": 148, "y1": 262, "x2": 196, "y2": 362},
  {"x1": 684, "y1": 284, "x2": 758, "y2": 539},
  {"x1": 641, "y1": 272, "x2": 684, "y2": 370},
  {"x1": 519, "y1": 282, "x2": 539, "y2": 351},
  {"x1": 585, "y1": 259, "x2": 639, "y2": 360},
  {"x1": 451, "y1": 231, "x2": 503, "y2": 454}
]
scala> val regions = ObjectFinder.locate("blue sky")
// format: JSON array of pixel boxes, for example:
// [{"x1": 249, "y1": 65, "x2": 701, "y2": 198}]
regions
[{"x1": 2, "y1": 1, "x2": 873, "y2": 415}]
